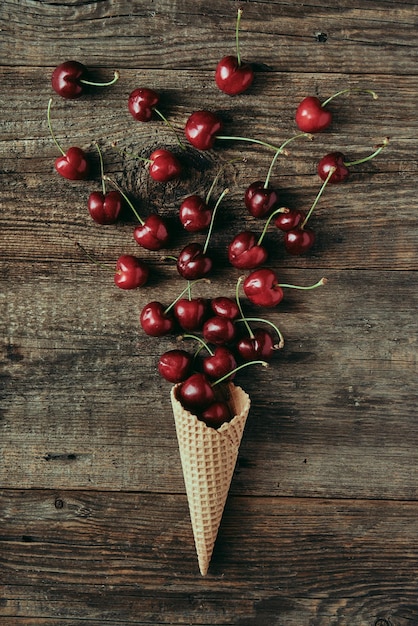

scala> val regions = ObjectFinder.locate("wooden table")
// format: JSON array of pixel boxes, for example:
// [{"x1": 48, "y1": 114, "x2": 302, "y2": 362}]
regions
[{"x1": 1, "y1": 1, "x2": 417, "y2": 624}]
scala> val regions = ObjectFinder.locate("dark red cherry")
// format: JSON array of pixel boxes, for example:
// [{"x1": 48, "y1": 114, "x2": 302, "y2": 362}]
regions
[
  {"x1": 55, "y1": 146, "x2": 89, "y2": 181},
  {"x1": 228, "y1": 231, "x2": 268, "y2": 269},
  {"x1": 203, "y1": 346, "x2": 237, "y2": 380},
  {"x1": 177, "y1": 243, "x2": 213, "y2": 280},
  {"x1": 284, "y1": 227, "x2": 316, "y2": 255},
  {"x1": 139, "y1": 301, "x2": 175, "y2": 337},
  {"x1": 184, "y1": 110, "x2": 223, "y2": 151},
  {"x1": 244, "y1": 181, "x2": 280, "y2": 218},
  {"x1": 128, "y1": 88, "x2": 159, "y2": 122},
  {"x1": 203, "y1": 316, "x2": 236, "y2": 345},
  {"x1": 210, "y1": 296, "x2": 239, "y2": 320},
  {"x1": 236, "y1": 328, "x2": 275, "y2": 361},
  {"x1": 317, "y1": 152, "x2": 349, "y2": 184},
  {"x1": 158, "y1": 349, "x2": 193, "y2": 383},
  {"x1": 215, "y1": 55, "x2": 254, "y2": 96},
  {"x1": 199, "y1": 401, "x2": 232, "y2": 429},
  {"x1": 149, "y1": 149, "x2": 182, "y2": 182},
  {"x1": 243, "y1": 268, "x2": 284, "y2": 307},
  {"x1": 179, "y1": 195, "x2": 212, "y2": 232},
  {"x1": 133, "y1": 214, "x2": 169, "y2": 251},
  {"x1": 114, "y1": 254, "x2": 149, "y2": 290},
  {"x1": 178, "y1": 373, "x2": 215, "y2": 411},
  {"x1": 51, "y1": 61, "x2": 87, "y2": 99},
  {"x1": 174, "y1": 298, "x2": 208, "y2": 331},
  {"x1": 274, "y1": 208, "x2": 306, "y2": 232},
  {"x1": 87, "y1": 190, "x2": 122, "y2": 225},
  {"x1": 295, "y1": 96, "x2": 333, "y2": 134}
]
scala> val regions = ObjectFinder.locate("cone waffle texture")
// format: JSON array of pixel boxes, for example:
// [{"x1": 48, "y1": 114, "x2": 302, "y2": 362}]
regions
[{"x1": 170, "y1": 383, "x2": 251, "y2": 576}]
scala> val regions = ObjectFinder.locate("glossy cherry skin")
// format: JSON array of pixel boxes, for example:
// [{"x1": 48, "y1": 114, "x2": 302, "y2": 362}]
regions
[
  {"x1": 275, "y1": 208, "x2": 305, "y2": 232},
  {"x1": 149, "y1": 149, "x2": 182, "y2": 182},
  {"x1": 215, "y1": 55, "x2": 254, "y2": 96},
  {"x1": 203, "y1": 346, "x2": 237, "y2": 380},
  {"x1": 243, "y1": 268, "x2": 284, "y2": 307},
  {"x1": 139, "y1": 301, "x2": 175, "y2": 337},
  {"x1": 317, "y1": 152, "x2": 349, "y2": 183},
  {"x1": 174, "y1": 298, "x2": 208, "y2": 331},
  {"x1": 177, "y1": 243, "x2": 213, "y2": 280},
  {"x1": 158, "y1": 349, "x2": 192, "y2": 383},
  {"x1": 284, "y1": 227, "x2": 316, "y2": 255},
  {"x1": 295, "y1": 96, "x2": 332, "y2": 133},
  {"x1": 179, "y1": 195, "x2": 212, "y2": 232},
  {"x1": 178, "y1": 373, "x2": 215, "y2": 411},
  {"x1": 114, "y1": 255, "x2": 149, "y2": 290},
  {"x1": 237, "y1": 328, "x2": 275, "y2": 361},
  {"x1": 184, "y1": 110, "x2": 223, "y2": 151},
  {"x1": 133, "y1": 214, "x2": 169, "y2": 251},
  {"x1": 228, "y1": 231, "x2": 268, "y2": 269},
  {"x1": 55, "y1": 147, "x2": 89, "y2": 180},
  {"x1": 87, "y1": 190, "x2": 122, "y2": 224},
  {"x1": 210, "y1": 296, "x2": 239, "y2": 320},
  {"x1": 244, "y1": 181, "x2": 280, "y2": 218},
  {"x1": 51, "y1": 61, "x2": 87, "y2": 99},
  {"x1": 199, "y1": 401, "x2": 232, "y2": 429},
  {"x1": 128, "y1": 88, "x2": 159, "y2": 122},
  {"x1": 203, "y1": 316, "x2": 236, "y2": 346}
]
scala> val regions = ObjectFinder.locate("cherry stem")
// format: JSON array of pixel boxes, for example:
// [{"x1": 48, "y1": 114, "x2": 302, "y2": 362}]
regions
[
  {"x1": 257, "y1": 207, "x2": 289, "y2": 245},
  {"x1": 111, "y1": 143, "x2": 153, "y2": 165},
  {"x1": 153, "y1": 108, "x2": 186, "y2": 150},
  {"x1": 235, "y1": 8, "x2": 243, "y2": 66},
  {"x1": 212, "y1": 360, "x2": 268, "y2": 387},
  {"x1": 279, "y1": 277, "x2": 328, "y2": 291},
  {"x1": 47, "y1": 98, "x2": 65, "y2": 156},
  {"x1": 236, "y1": 317, "x2": 285, "y2": 349},
  {"x1": 216, "y1": 135, "x2": 284, "y2": 153},
  {"x1": 300, "y1": 167, "x2": 336, "y2": 230},
  {"x1": 180, "y1": 333, "x2": 214, "y2": 357},
  {"x1": 321, "y1": 87, "x2": 378, "y2": 108},
  {"x1": 236, "y1": 276, "x2": 253, "y2": 339},
  {"x1": 344, "y1": 138, "x2": 389, "y2": 167},
  {"x1": 164, "y1": 279, "x2": 209, "y2": 315},
  {"x1": 75, "y1": 242, "x2": 113, "y2": 273},
  {"x1": 94, "y1": 141, "x2": 106, "y2": 195},
  {"x1": 203, "y1": 188, "x2": 229, "y2": 254},
  {"x1": 103, "y1": 176, "x2": 144, "y2": 224},
  {"x1": 205, "y1": 158, "x2": 244, "y2": 204},
  {"x1": 80, "y1": 70, "x2": 120, "y2": 88},
  {"x1": 264, "y1": 133, "x2": 313, "y2": 189}
]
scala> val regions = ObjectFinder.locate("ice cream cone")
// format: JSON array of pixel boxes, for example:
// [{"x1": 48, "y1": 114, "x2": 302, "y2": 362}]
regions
[{"x1": 170, "y1": 382, "x2": 251, "y2": 575}]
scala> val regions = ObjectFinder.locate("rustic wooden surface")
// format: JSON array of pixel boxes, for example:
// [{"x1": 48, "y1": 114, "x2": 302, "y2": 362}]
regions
[{"x1": 1, "y1": 1, "x2": 417, "y2": 624}]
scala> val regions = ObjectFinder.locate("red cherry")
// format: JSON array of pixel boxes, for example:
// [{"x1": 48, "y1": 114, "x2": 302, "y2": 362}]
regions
[
  {"x1": 244, "y1": 181, "x2": 280, "y2": 218},
  {"x1": 158, "y1": 349, "x2": 192, "y2": 383},
  {"x1": 274, "y1": 208, "x2": 306, "y2": 232},
  {"x1": 243, "y1": 268, "x2": 284, "y2": 307},
  {"x1": 228, "y1": 231, "x2": 268, "y2": 269},
  {"x1": 177, "y1": 243, "x2": 213, "y2": 280},
  {"x1": 114, "y1": 254, "x2": 149, "y2": 290},
  {"x1": 210, "y1": 296, "x2": 239, "y2": 320},
  {"x1": 236, "y1": 328, "x2": 275, "y2": 361},
  {"x1": 295, "y1": 96, "x2": 332, "y2": 134},
  {"x1": 174, "y1": 298, "x2": 208, "y2": 331},
  {"x1": 317, "y1": 152, "x2": 349, "y2": 184},
  {"x1": 133, "y1": 214, "x2": 169, "y2": 251},
  {"x1": 215, "y1": 55, "x2": 254, "y2": 96},
  {"x1": 184, "y1": 110, "x2": 223, "y2": 151},
  {"x1": 51, "y1": 61, "x2": 87, "y2": 99},
  {"x1": 140, "y1": 301, "x2": 175, "y2": 337},
  {"x1": 178, "y1": 373, "x2": 215, "y2": 411},
  {"x1": 284, "y1": 228, "x2": 316, "y2": 255},
  {"x1": 203, "y1": 316, "x2": 236, "y2": 345},
  {"x1": 199, "y1": 401, "x2": 232, "y2": 429},
  {"x1": 55, "y1": 146, "x2": 89, "y2": 181},
  {"x1": 87, "y1": 190, "x2": 122, "y2": 225},
  {"x1": 149, "y1": 149, "x2": 181, "y2": 182},
  {"x1": 128, "y1": 88, "x2": 160, "y2": 122},
  {"x1": 179, "y1": 195, "x2": 212, "y2": 232},
  {"x1": 203, "y1": 346, "x2": 237, "y2": 380}
]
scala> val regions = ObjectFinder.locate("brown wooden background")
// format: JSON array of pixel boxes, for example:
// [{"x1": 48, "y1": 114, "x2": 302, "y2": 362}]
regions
[{"x1": 1, "y1": 1, "x2": 417, "y2": 624}]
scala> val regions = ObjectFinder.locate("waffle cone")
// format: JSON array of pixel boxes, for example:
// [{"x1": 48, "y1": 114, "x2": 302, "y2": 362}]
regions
[{"x1": 170, "y1": 382, "x2": 251, "y2": 576}]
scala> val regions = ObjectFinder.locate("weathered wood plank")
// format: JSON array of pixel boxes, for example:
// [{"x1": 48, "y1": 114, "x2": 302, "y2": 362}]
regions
[{"x1": 1, "y1": 490, "x2": 417, "y2": 624}]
